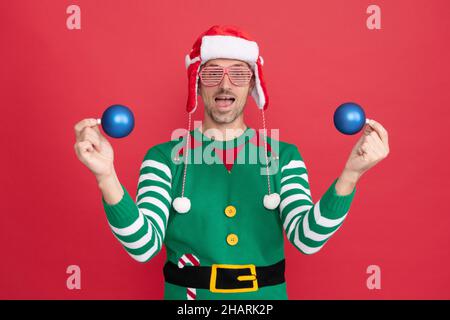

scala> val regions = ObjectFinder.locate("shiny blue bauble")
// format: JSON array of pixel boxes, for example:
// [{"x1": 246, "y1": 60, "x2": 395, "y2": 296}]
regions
[
  {"x1": 333, "y1": 102, "x2": 366, "y2": 135},
  {"x1": 101, "y1": 105, "x2": 135, "y2": 138}
]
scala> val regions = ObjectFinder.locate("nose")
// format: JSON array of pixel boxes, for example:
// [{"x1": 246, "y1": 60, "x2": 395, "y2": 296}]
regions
[{"x1": 219, "y1": 71, "x2": 233, "y2": 89}]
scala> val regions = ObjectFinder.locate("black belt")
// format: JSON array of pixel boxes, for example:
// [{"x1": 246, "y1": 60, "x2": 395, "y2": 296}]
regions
[{"x1": 163, "y1": 259, "x2": 285, "y2": 293}]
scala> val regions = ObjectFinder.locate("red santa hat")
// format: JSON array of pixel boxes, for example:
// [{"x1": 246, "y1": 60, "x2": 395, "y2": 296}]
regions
[
  {"x1": 173, "y1": 25, "x2": 280, "y2": 214},
  {"x1": 184, "y1": 25, "x2": 269, "y2": 113}
]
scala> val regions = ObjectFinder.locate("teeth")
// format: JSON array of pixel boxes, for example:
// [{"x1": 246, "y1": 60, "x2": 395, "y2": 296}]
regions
[{"x1": 215, "y1": 97, "x2": 235, "y2": 100}]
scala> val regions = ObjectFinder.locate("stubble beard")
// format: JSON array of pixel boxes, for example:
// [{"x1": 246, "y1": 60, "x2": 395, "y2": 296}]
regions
[{"x1": 205, "y1": 100, "x2": 246, "y2": 124}]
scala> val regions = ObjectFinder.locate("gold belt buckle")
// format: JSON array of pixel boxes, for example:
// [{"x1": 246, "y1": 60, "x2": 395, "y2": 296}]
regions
[{"x1": 210, "y1": 264, "x2": 258, "y2": 293}]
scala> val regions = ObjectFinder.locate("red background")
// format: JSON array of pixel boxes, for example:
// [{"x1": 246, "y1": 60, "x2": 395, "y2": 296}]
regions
[{"x1": 1, "y1": 0, "x2": 449, "y2": 299}]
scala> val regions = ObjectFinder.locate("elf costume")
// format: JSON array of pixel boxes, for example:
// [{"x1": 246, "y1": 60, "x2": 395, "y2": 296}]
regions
[{"x1": 101, "y1": 25, "x2": 357, "y2": 300}]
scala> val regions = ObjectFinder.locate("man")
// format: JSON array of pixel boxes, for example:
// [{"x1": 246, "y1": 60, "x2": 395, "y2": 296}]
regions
[{"x1": 73, "y1": 25, "x2": 390, "y2": 299}]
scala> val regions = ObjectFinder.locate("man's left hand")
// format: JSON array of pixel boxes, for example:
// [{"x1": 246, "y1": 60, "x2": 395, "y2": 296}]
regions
[
  {"x1": 335, "y1": 119, "x2": 390, "y2": 195},
  {"x1": 344, "y1": 119, "x2": 390, "y2": 180}
]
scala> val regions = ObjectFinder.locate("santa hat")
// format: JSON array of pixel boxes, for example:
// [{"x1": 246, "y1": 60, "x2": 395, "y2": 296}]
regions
[{"x1": 172, "y1": 25, "x2": 280, "y2": 214}]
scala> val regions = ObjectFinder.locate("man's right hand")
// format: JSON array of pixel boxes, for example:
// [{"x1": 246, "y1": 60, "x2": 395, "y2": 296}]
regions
[{"x1": 74, "y1": 118, "x2": 115, "y2": 182}]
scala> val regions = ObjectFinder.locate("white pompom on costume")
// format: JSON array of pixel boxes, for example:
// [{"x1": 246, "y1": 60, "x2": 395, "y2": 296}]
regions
[
  {"x1": 172, "y1": 197, "x2": 191, "y2": 214},
  {"x1": 263, "y1": 193, "x2": 281, "y2": 210}
]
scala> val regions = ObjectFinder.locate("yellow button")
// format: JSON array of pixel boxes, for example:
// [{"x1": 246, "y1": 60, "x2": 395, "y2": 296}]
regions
[
  {"x1": 226, "y1": 233, "x2": 239, "y2": 246},
  {"x1": 224, "y1": 205, "x2": 237, "y2": 217}
]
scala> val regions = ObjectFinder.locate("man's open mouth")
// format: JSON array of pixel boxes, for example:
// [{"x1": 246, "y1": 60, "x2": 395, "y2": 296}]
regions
[{"x1": 215, "y1": 96, "x2": 235, "y2": 108}]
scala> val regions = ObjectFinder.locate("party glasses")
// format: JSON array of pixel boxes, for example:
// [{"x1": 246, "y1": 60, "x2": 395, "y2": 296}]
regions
[{"x1": 199, "y1": 65, "x2": 253, "y2": 87}]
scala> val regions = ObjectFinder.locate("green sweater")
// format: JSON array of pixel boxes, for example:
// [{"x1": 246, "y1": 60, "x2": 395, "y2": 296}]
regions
[{"x1": 101, "y1": 127, "x2": 357, "y2": 300}]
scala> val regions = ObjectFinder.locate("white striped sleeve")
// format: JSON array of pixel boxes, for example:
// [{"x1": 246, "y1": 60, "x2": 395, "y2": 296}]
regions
[
  {"x1": 279, "y1": 145, "x2": 357, "y2": 255},
  {"x1": 102, "y1": 146, "x2": 173, "y2": 263}
]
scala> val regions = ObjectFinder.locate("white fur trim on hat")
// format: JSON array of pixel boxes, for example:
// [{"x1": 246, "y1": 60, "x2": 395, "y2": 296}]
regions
[
  {"x1": 190, "y1": 64, "x2": 201, "y2": 114},
  {"x1": 185, "y1": 55, "x2": 200, "y2": 69},
  {"x1": 251, "y1": 61, "x2": 266, "y2": 109},
  {"x1": 200, "y1": 35, "x2": 259, "y2": 65}
]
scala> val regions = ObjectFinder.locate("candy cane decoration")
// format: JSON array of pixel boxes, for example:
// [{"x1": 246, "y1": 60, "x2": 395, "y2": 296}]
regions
[{"x1": 178, "y1": 253, "x2": 200, "y2": 300}]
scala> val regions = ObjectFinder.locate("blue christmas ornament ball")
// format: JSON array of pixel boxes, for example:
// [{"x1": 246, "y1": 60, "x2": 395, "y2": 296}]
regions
[
  {"x1": 101, "y1": 104, "x2": 135, "y2": 138},
  {"x1": 333, "y1": 102, "x2": 366, "y2": 135}
]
